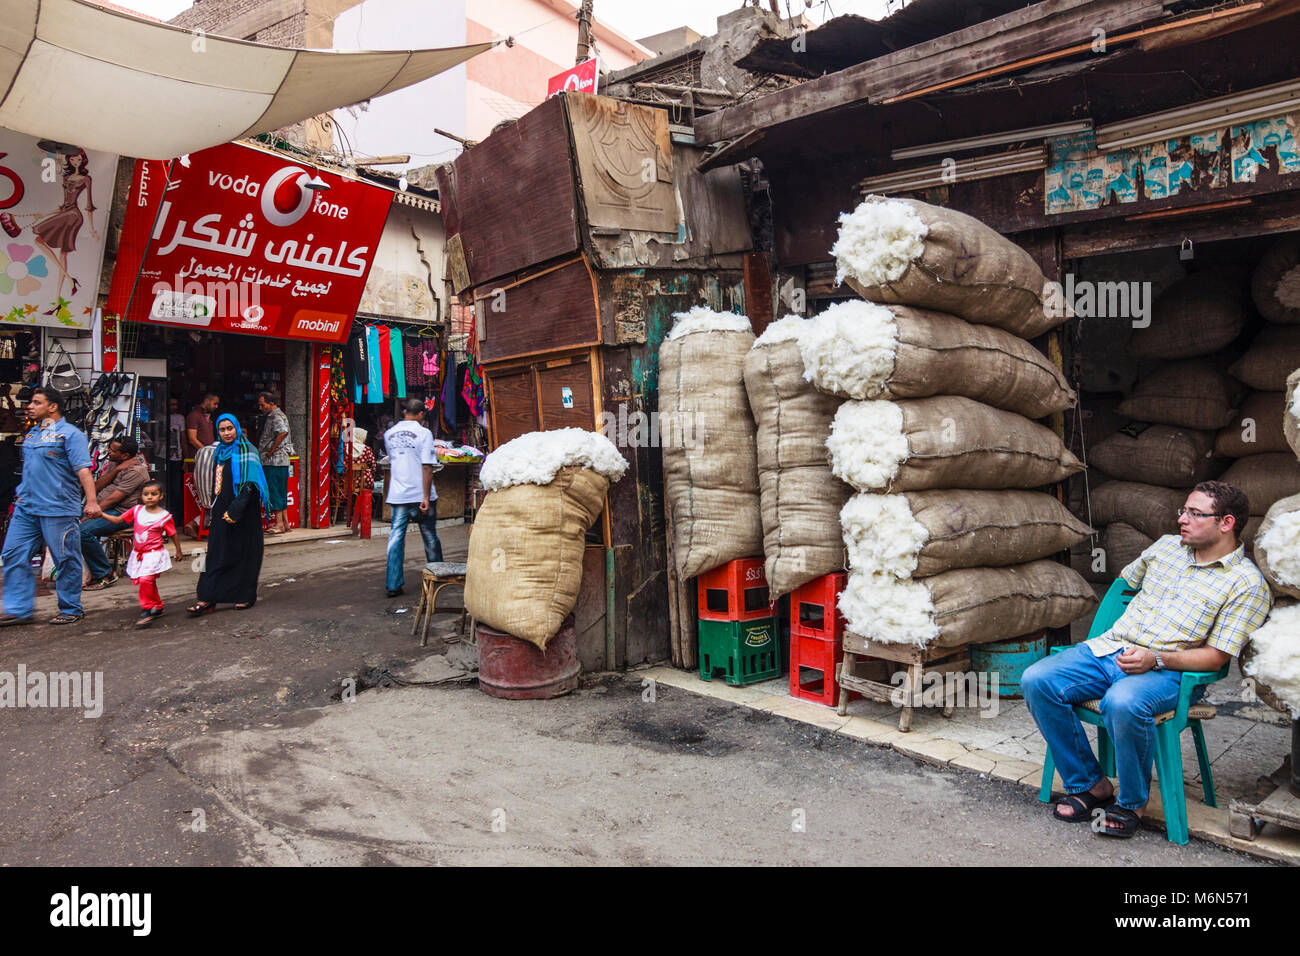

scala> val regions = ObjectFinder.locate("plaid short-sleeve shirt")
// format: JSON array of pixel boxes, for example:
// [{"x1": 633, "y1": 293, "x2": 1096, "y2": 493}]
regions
[{"x1": 1087, "y1": 534, "x2": 1271, "y2": 658}]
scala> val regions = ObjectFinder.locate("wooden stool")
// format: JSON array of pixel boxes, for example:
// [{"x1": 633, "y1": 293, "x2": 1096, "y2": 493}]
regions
[
  {"x1": 413, "y1": 561, "x2": 468, "y2": 646},
  {"x1": 104, "y1": 529, "x2": 135, "y2": 578},
  {"x1": 837, "y1": 631, "x2": 970, "y2": 732}
]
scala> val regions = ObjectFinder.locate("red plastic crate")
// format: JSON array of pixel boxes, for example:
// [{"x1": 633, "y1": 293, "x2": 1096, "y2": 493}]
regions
[
  {"x1": 790, "y1": 572, "x2": 847, "y2": 641},
  {"x1": 789, "y1": 631, "x2": 858, "y2": 707},
  {"x1": 696, "y1": 557, "x2": 773, "y2": 622}
]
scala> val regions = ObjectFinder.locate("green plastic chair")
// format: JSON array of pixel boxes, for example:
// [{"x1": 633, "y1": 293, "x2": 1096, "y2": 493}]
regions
[{"x1": 1037, "y1": 578, "x2": 1228, "y2": 845}]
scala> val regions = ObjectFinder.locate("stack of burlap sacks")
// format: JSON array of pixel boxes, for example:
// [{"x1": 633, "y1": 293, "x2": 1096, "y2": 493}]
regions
[
  {"x1": 799, "y1": 196, "x2": 1099, "y2": 648},
  {"x1": 1082, "y1": 242, "x2": 1300, "y2": 576}
]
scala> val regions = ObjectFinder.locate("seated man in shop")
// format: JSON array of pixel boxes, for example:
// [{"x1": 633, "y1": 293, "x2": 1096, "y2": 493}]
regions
[
  {"x1": 81, "y1": 435, "x2": 151, "y2": 590},
  {"x1": 1021, "y1": 481, "x2": 1270, "y2": 838}
]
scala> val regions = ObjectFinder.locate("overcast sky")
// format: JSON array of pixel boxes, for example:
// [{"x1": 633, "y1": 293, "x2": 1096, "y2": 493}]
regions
[{"x1": 115, "y1": 0, "x2": 895, "y2": 44}]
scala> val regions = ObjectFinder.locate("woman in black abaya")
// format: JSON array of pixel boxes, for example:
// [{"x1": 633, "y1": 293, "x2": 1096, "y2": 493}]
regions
[{"x1": 188, "y1": 414, "x2": 267, "y2": 614}]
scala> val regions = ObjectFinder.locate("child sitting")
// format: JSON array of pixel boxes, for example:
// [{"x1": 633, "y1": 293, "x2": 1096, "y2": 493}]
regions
[{"x1": 100, "y1": 480, "x2": 185, "y2": 627}]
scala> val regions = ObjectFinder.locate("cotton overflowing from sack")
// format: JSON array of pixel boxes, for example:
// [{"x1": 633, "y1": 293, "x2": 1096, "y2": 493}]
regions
[
  {"x1": 1242, "y1": 602, "x2": 1300, "y2": 719},
  {"x1": 659, "y1": 307, "x2": 764, "y2": 579},
  {"x1": 1254, "y1": 493, "x2": 1300, "y2": 600},
  {"x1": 1252, "y1": 234, "x2": 1300, "y2": 324},
  {"x1": 840, "y1": 490, "x2": 1091, "y2": 579},
  {"x1": 796, "y1": 299, "x2": 1076, "y2": 419},
  {"x1": 831, "y1": 196, "x2": 1061, "y2": 339},
  {"x1": 743, "y1": 315, "x2": 849, "y2": 598},
  {"x1": 826, "y1": 395, "x2": 1083, "y2": 493},
  {"x1": 465, "y1": 429, "x2": 627, "y2": 649},
  {"x1": 837, "y1": 560, "x2": 1098, "y2": 649}
]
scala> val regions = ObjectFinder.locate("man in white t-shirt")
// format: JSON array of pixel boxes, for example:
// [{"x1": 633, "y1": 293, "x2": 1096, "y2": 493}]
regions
[{"x1": 383, "y1": 398, "x2": 444, "y2": 597}]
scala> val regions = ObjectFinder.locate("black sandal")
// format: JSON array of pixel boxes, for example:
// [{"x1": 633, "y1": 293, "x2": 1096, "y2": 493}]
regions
[
  {"x1": 1097, "y1": 805, "x2": 1143, "y2": 838},
  {"x1": 186, "y1": 602, "x2": 214, "y2": 617},
  {"x1": 1053, "y1": 790, "x2": 1115, "y2": 823}
]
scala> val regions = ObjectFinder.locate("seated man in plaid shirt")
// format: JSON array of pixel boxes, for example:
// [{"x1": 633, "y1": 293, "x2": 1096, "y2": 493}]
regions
[{"x1": 1021, "y1": 480, "x2": 1271, "y2": 838}]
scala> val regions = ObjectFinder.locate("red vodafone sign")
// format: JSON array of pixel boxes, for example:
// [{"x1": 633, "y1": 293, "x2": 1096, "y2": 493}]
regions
[
  {"x1": 108, "y1": 142, "x2": 393, "y2": 343},
  {"x1": 547, "y1": 56, "x2": 600, "y2": 98}
]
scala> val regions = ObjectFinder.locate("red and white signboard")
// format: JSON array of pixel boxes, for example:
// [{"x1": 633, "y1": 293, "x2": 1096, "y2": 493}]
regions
[
  {"x1": 547, "y1": 56, "x2": 600, "y2": 98},
  {"x1": 108, "y1": 142, "x2": 393, "y2": 344}
]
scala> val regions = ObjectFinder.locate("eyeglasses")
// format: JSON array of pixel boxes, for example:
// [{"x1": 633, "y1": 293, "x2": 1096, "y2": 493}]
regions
[{"x1": 1177, "y1": 508, "x2": 1223, "y2": 520}]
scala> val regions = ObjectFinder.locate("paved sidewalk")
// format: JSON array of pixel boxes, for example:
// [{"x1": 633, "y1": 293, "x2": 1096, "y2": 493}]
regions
[{"x1": 638, "y1": 660, "x2": 1300, "y2": 863}]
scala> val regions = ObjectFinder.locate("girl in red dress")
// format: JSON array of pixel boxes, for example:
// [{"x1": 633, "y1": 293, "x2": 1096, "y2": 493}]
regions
[{"x1": 100, "y1": 481, "x2": 185, "y2": 627}]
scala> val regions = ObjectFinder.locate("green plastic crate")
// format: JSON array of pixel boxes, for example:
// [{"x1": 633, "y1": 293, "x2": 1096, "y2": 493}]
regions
[{"x1": 698, "y1": 616, "x2": 780, "y2": 686}]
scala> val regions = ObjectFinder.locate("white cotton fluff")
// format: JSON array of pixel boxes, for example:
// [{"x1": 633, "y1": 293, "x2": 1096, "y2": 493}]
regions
[
  {"x1": 1243, "y1": 603, "x2": 1300, "y2": 718},
  {"x1": 479, "y1": 428, "x2": 627, "y2": 491},
  {"x1": 1291, "y1": 386, "x2": 1300, "y2": 420},
  {"x1": 840, "y1": 493, "x2": 928, "y2": 579},
  {"x1": 838, "y1": 569, "x2": 940, "y2": 647},
  {"x1": 1258, "y1": 507, "x2": 1300, "y2": 587},
  {"x1": 798, "y1": 300, "x2": 899, "y2": 399},
  {"x1": 825, "y1": 400, "x2": 909, "y2": 491},
  {"x1": 753, "y1": 314, "x2": 808, "y2": 347},
  {"x1": 831, "y1": 196, "x2": 929, "y2": 287},
  {"x1": 666, "y1": 306, "x2": 752, "y2": 340}
]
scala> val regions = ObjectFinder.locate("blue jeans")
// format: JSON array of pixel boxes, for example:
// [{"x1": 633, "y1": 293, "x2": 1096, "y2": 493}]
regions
[
  {"x1": 79, "y1": 509, "x2": 125, "y2": 580},
  {"x1": 2, "y1": 507, "x2": 84, "y2": 618},
  {"x1": 386, "y1": 503, "x2": 442, "y2": 592},
  {"x1": 1022, "y1": 644, "x2": 1185, "y2": 810}
]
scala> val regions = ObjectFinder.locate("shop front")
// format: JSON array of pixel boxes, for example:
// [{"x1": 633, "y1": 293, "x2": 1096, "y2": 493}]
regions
[{"x1": 104, "y1": 140, "x2": 395, "y2": 532}]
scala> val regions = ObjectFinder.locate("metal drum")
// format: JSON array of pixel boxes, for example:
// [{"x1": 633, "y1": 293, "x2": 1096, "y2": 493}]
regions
[
  {"x1": 476, "y1": 617, "x2": 580, "y2": 700},
  {"x1": 969, "y1": 631, "x2": 1048, "y2": 699}
]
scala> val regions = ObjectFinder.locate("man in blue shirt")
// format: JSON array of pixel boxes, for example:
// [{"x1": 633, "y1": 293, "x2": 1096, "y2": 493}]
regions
[{"x1": 0, "y1": 387, "x2": 103, "y2": 625}]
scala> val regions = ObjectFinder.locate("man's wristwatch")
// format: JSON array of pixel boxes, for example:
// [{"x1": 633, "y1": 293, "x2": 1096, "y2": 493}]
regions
[{"x1": 1152, "y1": 650, "x2": 1166, "y2": 670}]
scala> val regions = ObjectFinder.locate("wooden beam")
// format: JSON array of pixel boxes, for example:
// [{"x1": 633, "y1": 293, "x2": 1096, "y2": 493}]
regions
[{"x1": 695, "y1": 0, "x2": 1166, "y2": 144}]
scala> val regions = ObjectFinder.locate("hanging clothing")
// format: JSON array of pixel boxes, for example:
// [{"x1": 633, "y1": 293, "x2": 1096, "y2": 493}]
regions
[
  {"x1": 350, "y1": 333, "x2": 367, "y2": 404},
  {"x1": 404, "y1": 337, "x2": 426, "y2": 387},
  {"x1": 196, "y1": 459, "x2": 263, "y2": 607},
  {"x1": 440, "y1": 351, "x2": 459, "y2": 434},
  {"x1": 212, "y1": 414, "x2": 271, "y2": 505},
  {"x1": 364, "y1": 325, "x2": 383, "y2": 403},
  {"x1": 462, "y1": 356, "x2": 485, "y2": 417},
  {"x1": 377, "y1": 326, "x2": 393, "y2": 398},
  {"x1": 389, "y1": 326, "x2": 406, "y2": 399}
]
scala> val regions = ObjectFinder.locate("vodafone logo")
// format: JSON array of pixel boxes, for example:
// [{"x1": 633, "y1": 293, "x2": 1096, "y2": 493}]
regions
[{"x1": 261, "y1": 166, "x2": 316, "y2": 227}]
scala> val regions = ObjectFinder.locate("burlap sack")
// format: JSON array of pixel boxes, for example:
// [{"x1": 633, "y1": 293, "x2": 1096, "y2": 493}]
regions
[
  {"x1": 1220, "y1": 453, "x2": 1300, "y2": 517},
  {"x1": 830, "y1": 395, "x2": 1083, "y2": 493},
  {"x1": 1101, "y1": 522, "x2": 1155, "y2": 577},
  {"x1": 744, "y1": 338, "x2": 850, "y2": 597},
  {"x1": 1116, "y1": 360, "x2": 1238, "y2": 430},
  {"x1": 838, "y1": 197, "x2": 1056, "y2": 339},
  {"x1": 660, "y1": 327, "x2": 763, "y2": 578},
  {"x1": 1253, "y1": 493, "x2": 1300, "y2": 600},
  {"x1": 1091, "y1": 424, "x2": 1214, "y2": 486},
  {"x1": 1129, "y1": 271, "x2": 1246, "y2": 359},
  {"x1": 1286, "y1": 369, "x2": 1300, "y2": 461},
  {"x1": 1230, "y1": 326, "x2": 1300, "y2": 391},
  {"x1": 1215, "y1": 391, "x2": 1290, "y2": 457},
  {"x1": 905, "y1": 489, "x2": 1092, "y2": 577},
  {"x1": 1251, "y1": 234, "x2": 1300, "y2": 324},
  {"x1": 809, "y1": 304, "x2": 1076, "y2": 418},
  {"x1": 465, "y1": 467, "x2": 609, "y2": 649},
  {"x1": 924, "y1": 560, "x2": 1099, "y2": 648},
  {"x1": 1087, "y1": 481, "x2": 1184, "y2": 540}
]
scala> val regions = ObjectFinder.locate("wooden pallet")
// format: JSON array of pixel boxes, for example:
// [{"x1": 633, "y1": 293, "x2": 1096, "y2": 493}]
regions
[
  {"x1": 1229, "y1": 757, "x2": 1300, "y2": 841},
  {"x1": 836, "y1": 632, "x2": 971, "y2": 732}
]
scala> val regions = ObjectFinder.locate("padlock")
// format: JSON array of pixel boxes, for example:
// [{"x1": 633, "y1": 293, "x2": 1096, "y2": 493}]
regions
[{"x1": 1179, "y1": 237, "x2": 1194, "y2": 261}]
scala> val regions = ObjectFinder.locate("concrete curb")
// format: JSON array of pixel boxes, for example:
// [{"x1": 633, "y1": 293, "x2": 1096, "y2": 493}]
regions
[{"x1": 636, "y1": 664, "x2": 1300, "y2": 865}]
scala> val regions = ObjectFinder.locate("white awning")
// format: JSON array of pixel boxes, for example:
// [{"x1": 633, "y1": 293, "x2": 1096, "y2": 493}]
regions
[{"x1": 0, "y1": 0, "x2": 493, "y2": 159}]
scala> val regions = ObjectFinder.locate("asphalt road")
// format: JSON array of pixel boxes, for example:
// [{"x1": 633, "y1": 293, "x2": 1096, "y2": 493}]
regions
[{"x1": 0, "y1": 529, "x2": 1270, "y2": 867}]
